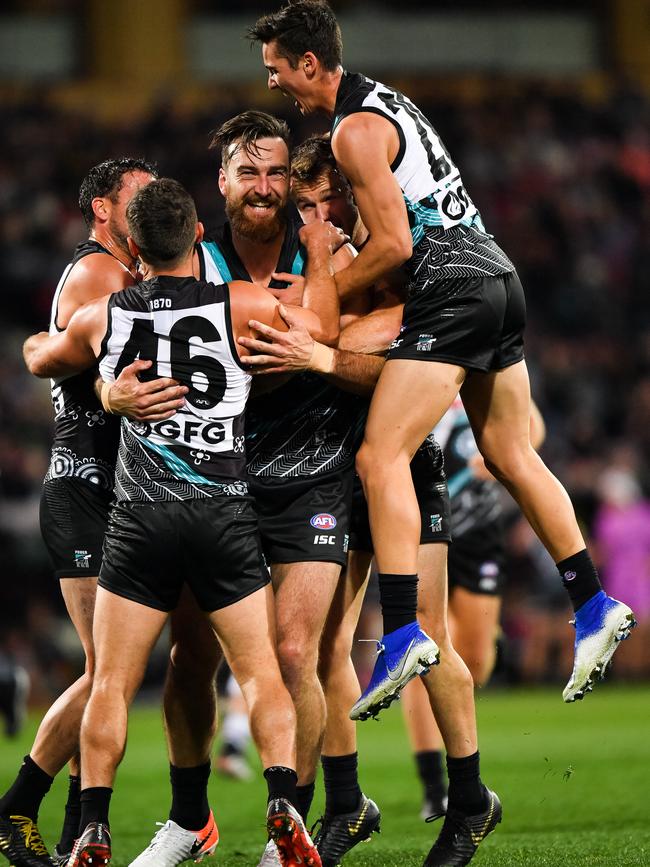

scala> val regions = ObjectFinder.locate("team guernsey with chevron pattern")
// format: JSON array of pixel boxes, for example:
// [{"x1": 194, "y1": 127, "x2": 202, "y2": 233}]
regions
[
  {"x1": 199, "y1": 222, "x2": 366, "y2": 481},
  {"x1": 99, "y1": 275, "x2": 250, "y2": 502},
  {"x1": 332, "y1": 72, "x2": 515, "y2": 293},
  {"x1": 47, "y1": 240, "x2": 120, "y2": 492}
]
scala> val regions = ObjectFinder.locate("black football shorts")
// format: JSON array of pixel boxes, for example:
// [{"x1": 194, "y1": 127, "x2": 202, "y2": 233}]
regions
[
  {"x1": 99, "y1": 495, "x2": 269, "y2": 612},
  {"x1": 448, "y1": 520, "x2": 506, "y2": 597},
  {"x1": 250, "y1": 471, "x2": 355, "y2": 568},
  {"x1": 40, "y1": 478, "x2": 113, "y2": 579},
  {"x1": 349, "y1": 438, "x2": 452, "y2": 553},
  {"x1": 388, "y1": 271, "x2": 526, "y2": 372}
]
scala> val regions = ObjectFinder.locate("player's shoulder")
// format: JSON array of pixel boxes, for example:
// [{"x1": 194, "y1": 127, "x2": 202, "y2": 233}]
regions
[{"x1": 68, "y1": 249, "x2": 132, "y2": 295}]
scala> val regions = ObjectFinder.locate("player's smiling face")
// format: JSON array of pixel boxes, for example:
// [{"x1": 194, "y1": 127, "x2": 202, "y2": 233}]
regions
[
  {"x1": 263, "y1": 41, "x2": 317, "y2": 115},
  {"x1": 292, "y1": 169, "x2": 358, "y2": 237},
  {"x1": 219, "y1": 136, "x2": 289, "y2": 242}
]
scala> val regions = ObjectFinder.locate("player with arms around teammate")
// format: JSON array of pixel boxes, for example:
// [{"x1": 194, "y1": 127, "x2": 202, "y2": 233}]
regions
[
  {"x1": 23, "y1": 179, "x2": 337, "y2": 867},
  {"x1": 103, "y1": 113, "x2": 350, "y2": 867},
  {"x1": 250, "y1": 3, "x2": 635, "y2": 863},
  {"x1": 242, "y1": 136, "x2": 489, "y2": 867},
  {"x1": 0, "y1": 158, "x2": 156, "y2": 867}
]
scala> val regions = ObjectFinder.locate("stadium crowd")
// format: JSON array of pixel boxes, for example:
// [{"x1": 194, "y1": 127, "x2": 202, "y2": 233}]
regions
[{"x1": 1, "y1": 76, "x2": 650, "y2": 704}]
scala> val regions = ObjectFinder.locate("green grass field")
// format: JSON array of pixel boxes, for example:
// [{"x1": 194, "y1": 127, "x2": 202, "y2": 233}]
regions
[{"x1": 2, "y1": 686, "x2": 649, "y2": 866}]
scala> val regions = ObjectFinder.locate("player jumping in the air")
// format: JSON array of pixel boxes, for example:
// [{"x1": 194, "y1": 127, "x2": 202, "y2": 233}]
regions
[{"x1": 249, "y1": 2, "x2": 635, "y2": 864}]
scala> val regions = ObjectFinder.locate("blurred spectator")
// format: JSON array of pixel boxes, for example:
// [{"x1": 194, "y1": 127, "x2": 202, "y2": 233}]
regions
[
  {"x1": 593, "y1": 459, "x2": 650, "y2": 678},
  {"x1": 1, "y1": 77, "x2": 649, "y2": 688}
]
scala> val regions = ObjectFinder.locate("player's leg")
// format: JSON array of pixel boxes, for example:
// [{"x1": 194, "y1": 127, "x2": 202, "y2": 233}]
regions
[
  {"x1": 273, "y1": 560, "x2": 340, "y2": 817},
  {"x1": 461, "y1": 359, "x2": 636, "y2": 699},
  {"x1": 157, "y1": 587, "x2": 222, "y2": 844},
  {"x1": 352, "y1": 359, "x2": 464, "y2": 720},
  {"x1": 0, "y1": 480, "x2": 104, "y2": 867},
  {"x1": 315, "y1": 549, "x2": 381, "y2": 866},
  {"x1": 210, "y1": 585, "x2": 319, "y2": 867},
  {"x1": 448, "y1": 588, "x2": 501, "y2": 688},
  {"x1": 71, "y1": 588, "x2": 168, "y2": 867},
  {"x1": 413, "y1": 544, "x2": 501, "y2": 867}
]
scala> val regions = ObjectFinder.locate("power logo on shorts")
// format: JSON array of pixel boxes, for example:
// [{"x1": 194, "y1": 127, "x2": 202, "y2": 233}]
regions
[
  {"x1": 74, "y1": 550, "x2": 92, "y2": 568},
  {"x1": 311, "y1": 513, "x2": 337, "y2": 546}
]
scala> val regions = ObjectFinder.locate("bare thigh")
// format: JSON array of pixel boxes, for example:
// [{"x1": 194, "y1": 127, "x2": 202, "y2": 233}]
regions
[{"x1": 60, "y1": 577, "x2": 98, "y2": 668}]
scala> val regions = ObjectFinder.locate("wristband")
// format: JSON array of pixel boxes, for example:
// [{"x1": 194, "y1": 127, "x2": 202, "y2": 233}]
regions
[
  {"x1": 309, "y1": 342, "x2": 335, "y2": 374},
  {"x1": 100, "y1": 381, "x2": 114, "y2": 414}
]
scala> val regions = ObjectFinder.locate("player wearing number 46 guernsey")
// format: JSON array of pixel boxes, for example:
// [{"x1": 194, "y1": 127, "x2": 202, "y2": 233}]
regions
[{"x1": 22, "y1": 178, "x2": 338, "y2": 867}]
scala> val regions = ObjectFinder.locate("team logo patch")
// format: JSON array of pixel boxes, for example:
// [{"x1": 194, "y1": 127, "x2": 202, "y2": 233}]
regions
[
  {"x1": 564, "y1": 570, "x2": 577, "y2": 582},
  {"x1": 310, "y1": 513, "x2": 337, "y2": 530},
  {"x1": 429, "y1": 513, "x2": 443, "y2": 533},
  {"x1": 416, "y1": 334, "x2": 437, "y2": 352},
  {"x1": 74, "y1": 550, "x2": 92, "y2": 569}
]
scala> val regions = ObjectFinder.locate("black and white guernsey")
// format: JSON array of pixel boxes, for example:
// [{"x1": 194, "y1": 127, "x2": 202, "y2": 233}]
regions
[
  {"x1": 198, "y1": 222, "x2": 366, "y2": 482},
  {"x1": 99, "y1": 275, "x2": 250, "y2": 502},
  {"x1": 46, "y1": 240, "x2": 121, "y2": 492},
  {"x1": 332, "y1": 72, "x2": 515, "y2": 293}
]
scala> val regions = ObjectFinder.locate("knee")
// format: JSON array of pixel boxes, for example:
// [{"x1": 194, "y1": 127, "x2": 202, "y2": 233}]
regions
[
  {"x1": 169, "y1": 633, "x2": 220, "y2": 684},
  {"x1": 277, "y1": 637, "x2": 316, "y2": 687},
  {"x1": 480, "y1": 446, "x2": 531, "y2": 485},
  {"x1": 355, "y1": 442, "x2": 373, "y2": 485},
  {"x1": 464, "y1": 656, "x2": 493, "y2": 689}
]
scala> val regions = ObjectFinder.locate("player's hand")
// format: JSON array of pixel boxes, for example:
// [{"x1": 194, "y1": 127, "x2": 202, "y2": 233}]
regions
[
  {"x1": 299, "y1": 220, "x2": 349, "y2": 254},
  {"x1": 468, "y1": 452, "x2": 496, "y2": 482},
  {"x1": 238, "y1": 305, "x2": 315, "y2": 375},
  {"x1": 268, "y1": 273, "x2": 305, "y2": 306},
  {"x1": 107, "y1": 359, "x2": 188, "y2": 421}
]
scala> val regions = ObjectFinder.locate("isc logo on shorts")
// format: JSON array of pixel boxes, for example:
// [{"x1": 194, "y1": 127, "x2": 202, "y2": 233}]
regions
[{"x1": 310, "y1": 513, "x2": 337, "y2": 530}]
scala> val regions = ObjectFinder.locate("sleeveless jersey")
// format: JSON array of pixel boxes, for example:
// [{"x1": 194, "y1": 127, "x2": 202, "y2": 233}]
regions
[
  {"x1": 198, "y1": 222, "x2": 366, "y2": 481},
  {"x1": 46, "y1": 240, "x2": 121, "y2": 492},
  {"x1": 331, "y1": 72, "x2": 515, "y2": 294},
  {"x1": 99, "y1": 276, "x2": 250, "y2": 502},
  {"x1": 433, "y1": 399, "x2": 501, "y2": 537}
]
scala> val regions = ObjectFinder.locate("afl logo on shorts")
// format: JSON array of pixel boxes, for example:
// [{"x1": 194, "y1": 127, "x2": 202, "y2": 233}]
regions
[{"x1": 310, "y1": 513, "x2": 337, "y2": 530}]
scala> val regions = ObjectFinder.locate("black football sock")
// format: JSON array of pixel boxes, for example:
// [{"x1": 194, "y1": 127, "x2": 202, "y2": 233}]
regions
[
  {"x1": 264, "y1": 766, "x2": 298, "y2": 806},
  {"x1": 378, "y1": 573, "x2": 418, "y2": 634},
  {"x1": 169, "y1": 762, "x2": 211, "y2": 831},
  {"x1": 295, "y1": 782, "x2": 315, "y2": 823},
  {"x1": 415, "y1": 750, "x2": 447, "y2": 802},
  {"x1": 322, "y1": 753, "x2": 362, "y2": 816},
  {"x1": 79, "y1": 787, "x2": 112, "y2": 829},
  {"x1": 57, "y1": 774, "x2": 82, "y2": 852},
  {"x1": 446, "y1": 752, "x2": 486, "y2": 816},
  {"x1": 557, "y1": 549, "x2": 603, "y2": 613},
  {"x1": 0, "y1": 755, "x2": 53, "y2": 820}
]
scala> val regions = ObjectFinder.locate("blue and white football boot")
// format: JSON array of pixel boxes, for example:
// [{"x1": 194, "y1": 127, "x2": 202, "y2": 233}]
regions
[
  {"x1": 563, "y1": 591, "x2": 636, "y2": 702},
  {"x1": 350, "y1": 621, "x2": 440, "y2": 721}
]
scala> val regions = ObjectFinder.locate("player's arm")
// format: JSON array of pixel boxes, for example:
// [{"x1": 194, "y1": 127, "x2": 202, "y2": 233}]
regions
[
  {"x1": 238, "y1": 301, "x2": 403, "y2": 396},
  {"x1": 275, "y1": 220, "x2": 343, "y2": 345},
  {"x1": 94, "y1": 360, "x2": 189, "y2": 421},
  {"x1": 56, "y1": 254, "x2": 133, "y2": 327},
  {"x1": 331, "y1": 113, "x2": 412, "y2": 300},
  {"x1": 23, "y1": 297, "x2": 108, "y2": 378}
]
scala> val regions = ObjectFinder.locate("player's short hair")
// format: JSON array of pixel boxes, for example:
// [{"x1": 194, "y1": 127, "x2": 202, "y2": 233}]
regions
[
  {"x1": 78, "y1": 157, "x2": 158, "y2": 228},
  {"x1": 291, "y1": 134, "x2": 338, "y2": 185},
  {"x1": 126, "y1": 179, "x2": 197, "y2": 269},
  {"x1": 209, "y1": 110, "x2": 291, "y2": 167},
  {"x1": 248, "y1": 1, "x2": 342, "y2": 72}
]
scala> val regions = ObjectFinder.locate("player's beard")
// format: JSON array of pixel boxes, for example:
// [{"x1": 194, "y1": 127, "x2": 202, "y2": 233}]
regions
[
  {"x1": 108, "y1": 216, "x2": 131, "y2": 260},
  {"x1": 226, "y1": 194, "x2": 286, "y2": 243}
]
